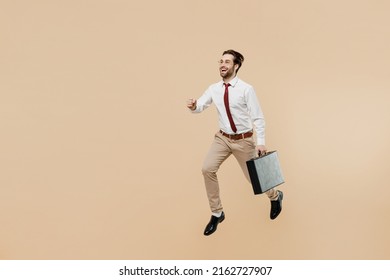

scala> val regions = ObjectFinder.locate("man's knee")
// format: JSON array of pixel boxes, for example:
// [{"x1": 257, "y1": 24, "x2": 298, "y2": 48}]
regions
[{"x1": 201, "y1": 164, "x2": 217, "y2": 177}]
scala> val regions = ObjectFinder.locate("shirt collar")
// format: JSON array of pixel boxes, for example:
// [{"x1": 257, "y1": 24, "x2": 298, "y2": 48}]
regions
[{"x1": 221, "y1": 76, "x2": 239, "y2": 87}]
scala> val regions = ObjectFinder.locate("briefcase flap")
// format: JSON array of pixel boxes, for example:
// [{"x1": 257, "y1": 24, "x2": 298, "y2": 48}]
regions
[{"x1": 246, "y1": 151, "x2": 284, "y2": 195}]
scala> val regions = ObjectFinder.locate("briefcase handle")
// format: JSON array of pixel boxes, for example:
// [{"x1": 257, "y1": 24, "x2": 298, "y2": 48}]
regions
[{"x1": 257, "y1": 150, "x2": 274, "y2": 158}]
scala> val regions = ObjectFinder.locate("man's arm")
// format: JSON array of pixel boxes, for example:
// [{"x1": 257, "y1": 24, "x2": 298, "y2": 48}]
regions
[
  {"x1": 246, "y1": 87, "x2": 267, "y2": 155},
  {"x1": 186, "y1": 87, "x2": 213, "y2": 113}
]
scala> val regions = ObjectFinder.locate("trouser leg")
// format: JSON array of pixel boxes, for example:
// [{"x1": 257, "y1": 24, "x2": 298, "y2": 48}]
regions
[{"x1": 201, "y1": 133, "x2": 231, "y2": 213}]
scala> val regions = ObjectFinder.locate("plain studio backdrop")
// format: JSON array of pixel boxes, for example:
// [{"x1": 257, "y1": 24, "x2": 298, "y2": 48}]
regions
[{"x1": 1, "y1": 0, "x2": 389, "y2": 259}]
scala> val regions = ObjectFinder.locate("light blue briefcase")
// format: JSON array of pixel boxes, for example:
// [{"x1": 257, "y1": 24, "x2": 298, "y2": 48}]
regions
[{"x1": 246, "y1": 151, "x2": 285, "y2": 194}]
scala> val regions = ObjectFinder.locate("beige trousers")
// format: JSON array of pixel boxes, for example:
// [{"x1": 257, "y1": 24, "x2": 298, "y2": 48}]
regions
[{"x1": 202, "y1": 131, "x2": 279, "y2": 213}]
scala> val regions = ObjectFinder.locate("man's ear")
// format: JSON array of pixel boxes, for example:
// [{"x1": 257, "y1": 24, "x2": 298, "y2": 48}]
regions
[{"x1": 234, "y1": 64, "x2": 239, "y2": 72}]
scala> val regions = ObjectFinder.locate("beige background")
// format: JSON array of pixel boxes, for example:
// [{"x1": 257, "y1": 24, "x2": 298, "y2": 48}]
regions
[{"x1": 1, "y1": 0, "x2": 389, "y2": 259}]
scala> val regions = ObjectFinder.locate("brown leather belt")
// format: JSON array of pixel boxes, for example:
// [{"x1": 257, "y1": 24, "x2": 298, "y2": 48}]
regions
[{"x1": 220, "y1": 130, "x2": 253, "y2": 140}]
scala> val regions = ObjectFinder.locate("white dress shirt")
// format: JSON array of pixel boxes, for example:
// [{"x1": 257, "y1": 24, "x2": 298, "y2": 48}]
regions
[{"x1": 193, "y1": 76, "x2": 266, "y2": 145}]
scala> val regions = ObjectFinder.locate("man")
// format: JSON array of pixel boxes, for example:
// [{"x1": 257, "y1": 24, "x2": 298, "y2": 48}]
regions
[{"x1": 187, "y1": 49, "x2": 284, "y2": 236}]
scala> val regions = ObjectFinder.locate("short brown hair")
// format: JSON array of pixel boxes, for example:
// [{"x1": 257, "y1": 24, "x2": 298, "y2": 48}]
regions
[{"x1": 222, "y1": 49, "x2": 244, "y2": 72}]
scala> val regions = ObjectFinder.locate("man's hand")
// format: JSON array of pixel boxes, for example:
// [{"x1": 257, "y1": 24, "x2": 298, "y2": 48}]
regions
[
  {"x1": 256, "y1": 145, "x2": 267, "y2": 156},
  {"x1": 186, "y1": 98, "x2": 197, "y2": 111}
]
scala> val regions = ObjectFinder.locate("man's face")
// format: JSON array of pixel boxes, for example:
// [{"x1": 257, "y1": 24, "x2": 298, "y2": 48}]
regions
[{"x1": 219, "y1": 54, "x2": 238, "y2": 79}]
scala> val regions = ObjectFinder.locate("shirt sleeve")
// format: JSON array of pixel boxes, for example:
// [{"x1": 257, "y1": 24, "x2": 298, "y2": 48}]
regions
[
  {"x1": 246, "y1": 86, "x2": 266, "y2": 145},
  {"x1": 191, "y1": 86, "x2": 213, "y2": 113}
]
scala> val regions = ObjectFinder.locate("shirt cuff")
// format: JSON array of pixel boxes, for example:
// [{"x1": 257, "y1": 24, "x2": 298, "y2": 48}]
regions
[{"x1": 190, "y1": 106, "x2": 201, "y2": 113}]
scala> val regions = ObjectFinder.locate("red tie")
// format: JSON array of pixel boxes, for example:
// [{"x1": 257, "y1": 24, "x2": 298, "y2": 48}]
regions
[{"x1": 223, "y1": 83, "x2": 237, "y2": 133}]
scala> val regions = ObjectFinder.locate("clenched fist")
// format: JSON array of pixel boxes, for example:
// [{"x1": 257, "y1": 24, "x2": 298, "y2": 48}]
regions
[{"x1": 186, "y1": 98, "x2": 197, "y2": 111}]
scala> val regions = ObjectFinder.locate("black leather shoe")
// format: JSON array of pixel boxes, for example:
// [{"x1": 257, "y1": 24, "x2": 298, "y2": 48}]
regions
[
  {"x1": 203, "y1": 212, "x2": 225, "y2": 236},
  {"x1": 270, "y1": 191, "x2": 283, "y2": 220}
]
